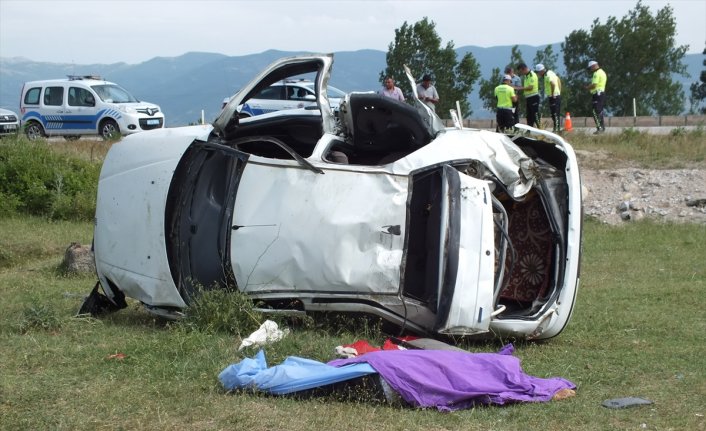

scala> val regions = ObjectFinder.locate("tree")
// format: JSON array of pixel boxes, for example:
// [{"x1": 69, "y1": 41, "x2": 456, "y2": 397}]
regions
[
  {"x1": 533, "y1": 44, "x2": 559, "y2": 73},
  {"x1": 689, "y1": 47, "x2": 706, "y2": 114},
  {"x1": 562, "y1": 1, "x2": 689, "y2": 116},
  {"x1": 478, "y1": 46, "x2": 524, "y2": 112},
  {"x1": 381, "y1": 18, "x2": 480, "y2": 117}
]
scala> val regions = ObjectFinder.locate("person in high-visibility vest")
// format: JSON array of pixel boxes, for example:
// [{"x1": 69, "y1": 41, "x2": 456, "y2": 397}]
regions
[
  {"x1": 517, "y1": 63, "x2": 540, "y2": 128},
  {"x1": 535, "y1": 64, "x2": 562, "y2": 133},
  {"x1": 494, "y1": 74, "x2": 518, "y2": 132},
  {"x1": 585, "y1": 60, "x2": 607, "y2": 134}
]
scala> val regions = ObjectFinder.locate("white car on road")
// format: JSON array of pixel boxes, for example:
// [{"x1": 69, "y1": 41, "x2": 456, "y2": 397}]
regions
[
  {"x1": 237, "y1": 79, "x2": 345, "y2": 117},
  {"x1": 0, "y1": 107, "x2": 19, "y2": 137}
]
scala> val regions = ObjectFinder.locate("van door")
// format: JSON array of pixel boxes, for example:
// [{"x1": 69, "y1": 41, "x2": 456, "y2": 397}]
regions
[
  {"x1": 65, "y1": 86, "x2": 98, "y2": 134},
  {"x1": 41, "y1": 85, "x2": 69, "y2": 136}
]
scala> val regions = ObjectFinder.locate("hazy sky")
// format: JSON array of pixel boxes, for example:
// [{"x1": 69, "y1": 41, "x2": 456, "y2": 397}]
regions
[{"x1": 1, "y1": 0, "x2": 704, "y2": 65}]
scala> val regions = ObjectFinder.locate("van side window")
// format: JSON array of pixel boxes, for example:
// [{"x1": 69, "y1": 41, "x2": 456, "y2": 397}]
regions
[
  {"x1": 44, "y1": 87, "x2": 64, "y2": 106},
  {"x1": 69, "y1": 87, "x2": 95, "y2": 107},
  {"x1": 24, "y1": 87, "x2": 41, "y2": 105}
]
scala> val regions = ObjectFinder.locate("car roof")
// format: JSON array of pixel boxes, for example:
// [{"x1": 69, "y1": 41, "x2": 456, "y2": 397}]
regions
[{"x1": 23, "y1": 77, "x2": 116, "y2": 86}]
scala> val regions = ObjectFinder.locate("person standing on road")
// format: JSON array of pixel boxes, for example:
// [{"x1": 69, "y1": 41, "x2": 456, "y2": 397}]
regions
[
  {"x1": 535, "y1": 64, "x2": 562, "y2": 133},
  {"x1": 517, "y1": 63, "x2": 540, "y2": 128},
  {"x1": 585, "y1": 60, "x2": 607, "y2": 134},
  {"x1": 379, "y1": 76, "x2": 405, "y2": 101},
  {"x1": 505, "y1": 66, "x2": 522, "y2": 125},
  {"x1": 416, "y1": 74, "x2": 439, "y2": 112},
  {"x1": 494, "y1": 74, "x2": 518, "y2": 132}
]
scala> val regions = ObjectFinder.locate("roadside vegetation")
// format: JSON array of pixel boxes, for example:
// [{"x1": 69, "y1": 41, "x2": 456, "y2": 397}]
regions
[
  {"x1": 568, "y1": 127, "x2": 706, "y2": 169},
  {"x1": 0, "y1": 132, "x2": 705, "y2": 429}
]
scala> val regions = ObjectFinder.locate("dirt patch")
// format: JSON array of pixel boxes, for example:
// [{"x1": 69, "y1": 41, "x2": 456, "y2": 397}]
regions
[{"x1": 577, "y1": 152, "x2": 706, "y2": 224}]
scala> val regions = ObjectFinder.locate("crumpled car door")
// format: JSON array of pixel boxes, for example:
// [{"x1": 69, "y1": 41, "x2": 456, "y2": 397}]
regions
[
  {"x1": 434, "y1": 165, "x2": 495, "y2": 335},
  {"x1": 230, "y1": 160, "x2": 408, "y2": 295}
]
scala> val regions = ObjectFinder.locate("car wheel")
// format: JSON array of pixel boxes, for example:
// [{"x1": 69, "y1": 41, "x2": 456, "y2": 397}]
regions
[
  {"x1": 63, "y1": 135, "x2": 81, "y2": 141},
  {"x1": 25, "y1": 121, "x2": 45, "y2": 141},
  {"x1": 100, "y1": 119, "x2": 120, "y2": 140}
]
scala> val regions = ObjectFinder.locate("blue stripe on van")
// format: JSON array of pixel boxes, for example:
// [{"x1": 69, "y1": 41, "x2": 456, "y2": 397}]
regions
[{"x1": 22, "y1": 109, "x2": 122, "y2": 132}]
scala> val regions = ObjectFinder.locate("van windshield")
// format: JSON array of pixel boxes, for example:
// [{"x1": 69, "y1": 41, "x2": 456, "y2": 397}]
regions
[{"x1": 91, "y1": 84, "x2": 139, "y2": 103}]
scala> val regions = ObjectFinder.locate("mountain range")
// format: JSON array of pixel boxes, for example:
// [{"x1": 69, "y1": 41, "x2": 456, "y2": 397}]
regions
[{"x1": 1, "y1": 45, "x2": 702, "y2": 125}]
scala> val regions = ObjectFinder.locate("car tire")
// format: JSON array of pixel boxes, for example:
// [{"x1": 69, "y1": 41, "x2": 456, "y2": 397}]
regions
[
  {"x1": 99, "y1": 119, "x2": 120, "y2": 140},
  {"x1": 64, "y1": 135, "x2": 81, "y2": 141},
  {"x1": 25, "y1": 121, "x2": 45, "y2": 141}
]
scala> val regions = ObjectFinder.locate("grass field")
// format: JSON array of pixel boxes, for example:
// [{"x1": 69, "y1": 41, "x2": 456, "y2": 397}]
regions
[
  {"x1": 1, "y1": 131, "x2": 705, "y2": 430},
  {"x1": 1, "y1": 218, "x2": 704, "y2": 430}
]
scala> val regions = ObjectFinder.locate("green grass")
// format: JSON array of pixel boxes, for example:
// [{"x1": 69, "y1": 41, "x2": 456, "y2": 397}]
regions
[{"x1": 1, "y1": 216, "x2": 704, "y2": 430}]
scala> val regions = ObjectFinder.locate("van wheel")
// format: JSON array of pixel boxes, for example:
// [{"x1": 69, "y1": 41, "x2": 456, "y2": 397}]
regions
[
  {"x1": 64, "y1": 135, "x2": 80, "y2": 141},
  {"x1": 25, "y1": 121, "x2": 45, "y2": 141},
  {"x1": 100, "y1": 119, "x2": 120, "y2": 140}
]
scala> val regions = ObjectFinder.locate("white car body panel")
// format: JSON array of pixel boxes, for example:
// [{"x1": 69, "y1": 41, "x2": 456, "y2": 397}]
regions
[
  {"x1": 94, "y1": 126, "x2": 212, "y2": 307},
  {"x1": 436, "y1": 169, "x2": 495, "y2": 334},
  {"x1": 232, "y1": 160, "x2": 408, "y2": 293}
]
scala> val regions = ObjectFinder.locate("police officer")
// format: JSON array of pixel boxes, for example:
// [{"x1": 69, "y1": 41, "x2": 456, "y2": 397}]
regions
[
  {"x1": 535, "y1": 64, "x2": 562, "y2": 133},
  {"x1": 585, "y1": 60, "x2": 607, "y2": 134},
  {"x1": 517, "y1": 63, "x2": 540, "y2": 128},
  {"x1": 494, "y1": 74, "x2": 518, "y2": 132},
  {"x1": 504, "y1": 66, "x2": 522, "y2": 125}
]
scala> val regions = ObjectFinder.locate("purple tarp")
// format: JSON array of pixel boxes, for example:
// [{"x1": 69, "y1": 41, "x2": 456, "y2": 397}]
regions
[{"x1": 328, "y1": 346, "x2": 575, "y2": 411}]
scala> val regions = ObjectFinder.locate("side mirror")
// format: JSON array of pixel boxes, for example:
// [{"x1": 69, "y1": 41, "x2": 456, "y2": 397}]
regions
[{"x1": 303, "y1": 94, "x2": 316, "y2": 101}]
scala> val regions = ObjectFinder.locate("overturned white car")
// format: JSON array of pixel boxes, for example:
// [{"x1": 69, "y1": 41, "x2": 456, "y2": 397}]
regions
[{"x1": 83, "y1": 54, "x2": 582, "y2": 340}]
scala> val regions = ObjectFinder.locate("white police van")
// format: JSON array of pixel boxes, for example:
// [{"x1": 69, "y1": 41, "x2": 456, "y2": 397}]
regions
[{"x1": 20, "y1": 76, "x2": 165, "y2": 140}]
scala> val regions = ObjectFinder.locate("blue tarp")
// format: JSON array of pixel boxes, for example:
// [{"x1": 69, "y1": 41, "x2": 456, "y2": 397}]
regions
[{"x1": 219, "y1": 349, "x2": 377, "y2": 395}]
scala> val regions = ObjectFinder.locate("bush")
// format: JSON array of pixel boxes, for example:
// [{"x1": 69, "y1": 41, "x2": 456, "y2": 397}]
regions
[
  {"x1": 0, "y1": 137, "x2": 100, "y2": 220},
  {"x1": 18, "y1": 303, "x2": 62, "y2": 333},
  {"x1": 180, "y1": 286, "x2": 264, "y2": 335}
]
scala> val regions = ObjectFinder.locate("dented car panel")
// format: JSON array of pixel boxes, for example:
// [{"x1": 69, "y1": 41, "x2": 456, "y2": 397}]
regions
[{"x1": 89, "y1": 53, "x2": 582, "y2": 340}]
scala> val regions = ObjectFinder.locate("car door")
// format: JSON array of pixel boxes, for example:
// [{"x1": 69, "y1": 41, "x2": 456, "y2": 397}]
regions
[
  {"x1": 65, "y1": 86, "x2": 98, "y2": 134},
  {"x1": 41, "y1": 85, "x2": 69, "y2": 136},
  {"x1": 215, "y1": 54, "x2": 336, "y2": 137},
  {"x1": 230, "y1": 157, "x2": 408, "y2": 295}
]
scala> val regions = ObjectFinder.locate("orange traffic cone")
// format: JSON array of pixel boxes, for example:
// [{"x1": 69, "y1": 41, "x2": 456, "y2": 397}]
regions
[{"x1": 564, "y1": 112, "x2": 573, "y2": 132}]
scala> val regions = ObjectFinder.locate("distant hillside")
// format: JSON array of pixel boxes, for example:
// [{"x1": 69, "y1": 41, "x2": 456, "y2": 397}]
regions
[{"x1": 1, "y1": 47, "x2": 702, "y2": 125}]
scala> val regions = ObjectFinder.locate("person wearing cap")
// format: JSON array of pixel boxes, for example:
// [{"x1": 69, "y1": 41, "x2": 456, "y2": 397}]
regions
[
  {"x1": 494, "y1": 74, "x2": 518, "y2": 132},
  {"x1": 585, "y1": 60, "x2": 607, "y2": 134},
  {"x1": 504, "y1": 66, "x2": 522, "y2": 125},
  {"x1": 379, "y1": 76, "x2": 405, "y2": 101},
  {"x1": 416, "y1": 74, "x2": 439, "y2": 112},
  {"x1": 516, "y1": 63, "x2": 540, "y2": 128},
  {"x1": 534, "y1": 64, "x2": 562, "y2": 133}
]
